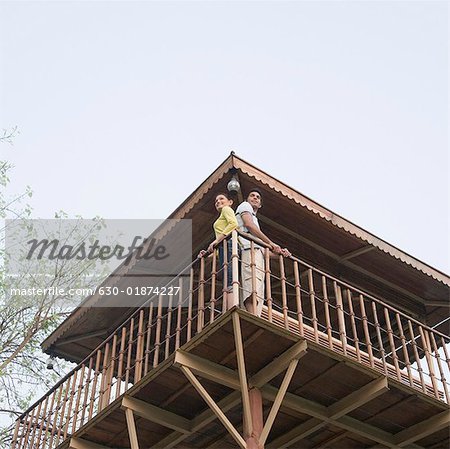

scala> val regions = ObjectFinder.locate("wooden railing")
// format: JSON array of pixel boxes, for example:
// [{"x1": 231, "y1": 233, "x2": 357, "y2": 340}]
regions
[{"x1": 12, "y1": 231, "x2": 450, "y2": 449}]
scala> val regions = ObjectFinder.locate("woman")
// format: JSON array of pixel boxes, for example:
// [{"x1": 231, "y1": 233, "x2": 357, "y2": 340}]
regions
[{"x1": 198, "y1": 193, "x2": 238, "y2": 302}]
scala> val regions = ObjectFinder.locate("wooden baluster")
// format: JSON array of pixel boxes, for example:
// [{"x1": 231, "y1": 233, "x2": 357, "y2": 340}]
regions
[
  {"x1": 153, "y1": 295, "x2": 163, "y2": 368},
  {"x1": 280, "y1": 255, "x2": 289, "y2": 330},
  {"x1": 165, "y1": 294, "x2": 173, "y2": 359},
  {"x1": 175, "y1": 277, "x2": 183, "y2": 350},
  {"x1": 48, "y1": 384, "x2": 64, "y2": 448},
  {"x1": 319, "y1": 276, "x2": 333, "y2": 349},
  {"x1": 231, "y1": 230, "x2": 240, "y2": 309},
  {"x1": 407, "y1": 321, "x2": 427, "y2": 394},
  {"x1": 265, "y1": 248, "x2": 273, "y2": 322},
  {"x1": 371, "y1": 302, "x2": 387, "y2": 376},
  {"x1": 144, "y1": 302, "x2": 154, "y2": 376},
  {"x1": 26, "y1": 397, "x2": 42, "y2": 449},
  {"x1": 22, "y1": 407, "x2": 36, "y2": 449},
  {"x1": 35, "y1": 395, "x2": 49, "y2": 449},
  {"x1": 71, "y1": 363, "x2": 86, "y2": 434},
  {"x1": 308, "y1": 269, "x2": 319, "y2": 343},
  {"x1": 116, "y1": 327, "x2": 127, "y2": 397},
  {"x1": 88, "y1": 350, "x2": 102, "y2": 420},
  {"x1": 41, "y1": 389, "x2": 56, "y2": 449},
  {"x1": 187, "y1": 268, "x2": 194, "y2": 341},
  {"x1": 346, "y1": 289, "x2": 360, "y2": 362},
  {"x1": 419, "y1": 326, "x2": 440, "y2": 399},
  {"x1": 99, "y1": 343, "x2": 111, "y2": 411},
  {"x1": 197, "y1": 257, "x2": 205, "y2": 332},
  {"x1": 11, "y1": 419, "x2": 20, "y2": 449},
  {"x1": 222, "y1": 239, "x2": 228, "y2": 312},
  {"x1": 80, "y1": 357, "x2": 94, "y2": 427},
  {"x1": 429, "y1": 332, "x2": 449, "y2": 403},
  {"x1": 63, "y1": 370, "x2": 80, "y2": 439},
  {"x1": 395, "y1": 313, "x2": 414, "y2": 387},
  {"x1": 134, "y1": 311, "x2": 144, "y2": 382},
  {"x1": 125, "y1": 319, "x2": 135, "y2": 386},
  {"x1": 210, "y1": 248, "x2": 217, "y2": 322},
  {"x1": 61, "y1": 372, "x2": 78, "y2": 440},
  {"x1": 292, "y1": 261, "x2": 304, "y2": 337},
  {"x1": 359, "y1": 295, "x2": 374, "y2": 368},
  {"x1": 333, "y1": 282, "x2": 347, "y2": 355},
  {"x1": 106, "y1": 334, "x2": 118, "y2": 402},
  {"x1": 383, "y1": 308, "x2": 401, "y2": 381},
  {"x1": 250, "y1": 241, "x2": 257, "y2": 314},
  {"x1": 442, "y1": 337, "x2": 450, "y2": 372}
]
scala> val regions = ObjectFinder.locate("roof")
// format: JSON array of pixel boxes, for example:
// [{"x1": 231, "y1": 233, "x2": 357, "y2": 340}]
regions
[{"x1": 42, "y1": 153, "x2": 450, "y2": 361}]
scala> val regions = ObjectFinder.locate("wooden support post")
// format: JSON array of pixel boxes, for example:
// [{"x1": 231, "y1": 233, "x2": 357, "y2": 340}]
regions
[
  {"x1": 125, "y1": 407, "x2": 140, "y2": 449},
  {"x1": 246, "y1": 388, "x2": 264, "y2": 449},
  {"x1": 232, "y1": 313, "x2": 252, "y2": 438}
]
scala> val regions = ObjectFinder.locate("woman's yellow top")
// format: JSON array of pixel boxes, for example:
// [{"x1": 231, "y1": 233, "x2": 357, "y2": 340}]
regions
[{"x1": 213, "y1": 206, "x2": 238, "y2": 238}]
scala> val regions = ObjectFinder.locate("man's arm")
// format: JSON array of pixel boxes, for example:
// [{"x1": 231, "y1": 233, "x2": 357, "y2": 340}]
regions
[{"x1": 240, "y1": 211, "x2": 282, "y2": 253}]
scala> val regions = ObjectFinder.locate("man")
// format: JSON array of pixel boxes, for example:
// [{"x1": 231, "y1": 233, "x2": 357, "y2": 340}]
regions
[{"x1": 236, "y1": 189, "x2": 291, "y2": 316}]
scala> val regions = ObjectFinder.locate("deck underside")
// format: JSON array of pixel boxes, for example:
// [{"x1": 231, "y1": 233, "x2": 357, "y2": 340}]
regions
[{"x1": 58, "y1": 309, "x2": 449, "y2": 449}]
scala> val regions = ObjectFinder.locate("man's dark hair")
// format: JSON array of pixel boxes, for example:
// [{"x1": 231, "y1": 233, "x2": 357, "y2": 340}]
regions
[
  {"x1": 247, "y1": 188, "x2": 263, "y2": 205},
  {"x1": 248, "y1": 188, "x2": 263, "y2": 198}
]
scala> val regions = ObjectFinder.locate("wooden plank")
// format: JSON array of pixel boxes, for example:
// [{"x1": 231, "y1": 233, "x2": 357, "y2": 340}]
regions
[
  {"x1": 122, "y1": 396, "x2": 191, "y2": 433},
  {"x1": 395, "y1": 410, "x2": 450, "y2": 447},
  {"x1": 174, "y1": 350, "x2": 240, "y2": 390},
  {"x1": 69, "y1": 438, "x2": 113, "y2": 449},
  {"x1": 180, "y1": 366, "x2": 247, "y2": 449}
]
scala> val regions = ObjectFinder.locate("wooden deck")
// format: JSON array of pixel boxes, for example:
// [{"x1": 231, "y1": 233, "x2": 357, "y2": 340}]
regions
[
  {"x1": 12, "y1": 232, "x2": 450, "y2": 449},
  {"x1": 53, "y1": 309, "x2": 449, "y2": 449}
]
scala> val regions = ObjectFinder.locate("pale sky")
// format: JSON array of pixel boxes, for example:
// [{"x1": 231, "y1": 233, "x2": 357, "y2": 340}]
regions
[{"x1": 0, "y1": 0, "x2": 449, "y2": 273}]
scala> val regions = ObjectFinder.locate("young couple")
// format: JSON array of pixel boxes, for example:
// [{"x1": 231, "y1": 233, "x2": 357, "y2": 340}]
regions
[{"x1": 198, "y1": 189, "x2": 291, "y2": 316}]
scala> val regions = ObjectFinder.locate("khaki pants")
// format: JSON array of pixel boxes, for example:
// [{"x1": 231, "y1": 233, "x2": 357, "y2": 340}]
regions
[{"x1": 241, "y1": 248, "x2": 265, "y2": 317}]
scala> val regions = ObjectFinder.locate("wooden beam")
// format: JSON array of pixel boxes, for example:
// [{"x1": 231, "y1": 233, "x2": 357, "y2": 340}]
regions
[
  {"x1": 121, "y1": 396, "x2": 191, "y2": 433},
  {"x1": 174, "y1": 350, "x2": 240, "y2": 390},
  {"x1": 69, "y1": 438, "x2": 114, "y2": 449},
  {"x1": 180, "y1": 365, "x2": 247, "y2": 449},
  {"x1": 232, "y1": 313, "x2": 252, "y2": 438},
  {"x1": 124, "y1": 408, "x2": 140, "y2": 449},
  {"x1": 327, "y1": 376, "x2": 389, "y2": 419},
  {"x1": 260, "y1": 359, "x2": 299, "y2": 445},
  {"x1": 58, "y1": 329, "x2": 108, "y2": 345},
  {"x1": 265, "y1": 377, "x2": 388, "y2": 448},
  {"x1": 261, "y1": 385, "x2": 398, "y2": 448},
  {"x1": 395, "y1": 410, "x2": 450, "y2": 447},
  {"x1": 341, "y1": 245, "x2": 375, "y2": 261},
  {"x1": 250, "y1": 340, "x2": 307, "y2": 388}
]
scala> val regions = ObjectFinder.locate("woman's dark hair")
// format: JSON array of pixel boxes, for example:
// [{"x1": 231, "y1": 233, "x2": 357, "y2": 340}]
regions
[{"x1": 215, "y1": 192, "x2": 234, "y2": 201}]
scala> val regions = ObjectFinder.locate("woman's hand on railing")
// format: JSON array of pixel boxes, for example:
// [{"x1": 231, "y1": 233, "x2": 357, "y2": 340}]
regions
[{"x1": 197, "y1": 249, "x2": 208, "y2": 259}]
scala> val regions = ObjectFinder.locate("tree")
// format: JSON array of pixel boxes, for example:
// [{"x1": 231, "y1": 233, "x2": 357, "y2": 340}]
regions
[{"x1": 0, "y1": 129, "x2": 106, "y2": 447}]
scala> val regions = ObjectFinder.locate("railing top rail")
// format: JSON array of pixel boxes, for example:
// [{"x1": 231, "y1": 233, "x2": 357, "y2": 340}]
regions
[
  {"x1": 17, "y1": 257, "x2": 199, "y2": 420},
  {"x1": 233, "y1": 230, "x2": 450, "y2": 341}
]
